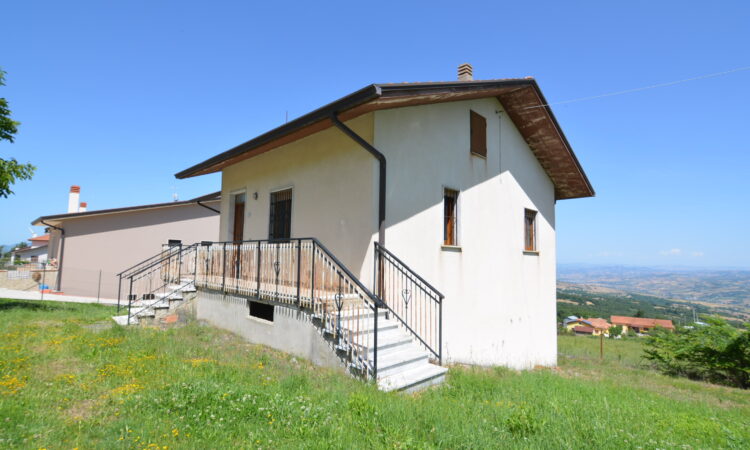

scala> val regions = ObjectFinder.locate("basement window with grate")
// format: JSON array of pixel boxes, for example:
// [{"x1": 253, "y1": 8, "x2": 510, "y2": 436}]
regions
[{"x1": 249, "y1": 300, "x2": 274, "y2": 322}]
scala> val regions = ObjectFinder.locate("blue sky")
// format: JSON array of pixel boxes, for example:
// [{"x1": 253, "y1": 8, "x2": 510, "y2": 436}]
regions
[{"x1": 2, "y1": 1, "x2": 749, "y2": 269}]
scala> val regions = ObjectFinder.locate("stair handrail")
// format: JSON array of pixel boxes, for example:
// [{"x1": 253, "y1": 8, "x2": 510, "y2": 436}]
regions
[
  {"x1": 193, "y1": 238, "x2": 382, "y2": 379},
  {"x1": 374, "y1": 242, "x2": 443, "y2": 364},
  {"x1": 124, "y1": 244, "x2": 199, "y2": 324}
]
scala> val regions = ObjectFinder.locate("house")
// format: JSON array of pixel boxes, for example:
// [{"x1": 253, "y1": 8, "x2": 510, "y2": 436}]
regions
[
  {"x1": 565, "y1": 317, "x2": 611, "y2": 336},
  {"x1": 123, "y1": 64, "x2": 593, "y2": 390},
  {"x1": 31, "y1": 186, "x2": 221, "y2": 299},
  {"x1": 610, "y1": 316, "x2": 675, "y2": 334},
  {"x1": 572, "y1": 325, "x2": 595, "y2": 336},
  {"x1": 10, "y1": 234, "x2": 50, "y2": 264}
]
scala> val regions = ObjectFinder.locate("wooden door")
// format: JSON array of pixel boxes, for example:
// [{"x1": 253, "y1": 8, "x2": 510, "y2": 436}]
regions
[{"x1": 233, "y1": 199, "x2": 245, "y2": 242}]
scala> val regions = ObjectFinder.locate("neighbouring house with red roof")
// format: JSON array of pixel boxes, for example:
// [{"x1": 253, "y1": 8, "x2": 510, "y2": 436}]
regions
[
  {"x1": 565, "y1": 317, "x2": 612, "y2": 336},
  {"x1": 610, "y1": 316, "x2": 675, "y2": 334},
  {"x1": 10, "y1": 234, "x2": 50, "y2": 264}
]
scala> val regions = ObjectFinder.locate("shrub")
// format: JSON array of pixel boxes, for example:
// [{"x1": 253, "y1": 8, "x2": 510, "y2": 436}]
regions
[
  {"x1": 608, "y1": 325, "x2": 623, "y2": 338},
  {"x1": 644, "y1": 317, "x2": 750, "y2": 389}
]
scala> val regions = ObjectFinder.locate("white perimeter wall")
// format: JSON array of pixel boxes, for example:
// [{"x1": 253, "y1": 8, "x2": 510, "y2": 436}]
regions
[{"x1": 374, "y1": 98, "x2": 557, "y2": 368}]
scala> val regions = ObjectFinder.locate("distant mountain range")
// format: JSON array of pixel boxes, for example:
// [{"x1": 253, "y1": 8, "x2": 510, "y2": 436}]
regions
[{"x1": 558, "y1": 264, "x2": 750, "y2": 310}]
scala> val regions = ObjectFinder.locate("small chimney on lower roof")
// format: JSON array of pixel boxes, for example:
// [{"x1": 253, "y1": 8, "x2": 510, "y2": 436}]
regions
[
  {"x1": 458, "y1": 63, "x2": 473, "y2": 81},
  {"x1": 79, "y1": 202, "x2": 87, "y2": 212}
]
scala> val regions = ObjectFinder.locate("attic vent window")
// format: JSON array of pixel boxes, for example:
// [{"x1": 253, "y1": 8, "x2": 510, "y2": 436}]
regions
[{"x1": 470, "y1": 110, "x2": 487, "y2": 158}]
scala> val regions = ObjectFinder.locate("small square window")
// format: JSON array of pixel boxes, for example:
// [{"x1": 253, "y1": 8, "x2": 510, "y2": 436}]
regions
[
  {"x1": 444, "y1": 189, "x2": 459, "y2": 246},
  {"x1": 470, "y1": 110, "x2": 487, "y2": 157},
  {"x1": 524, "y1": 209, "x2": 537, "y2": 252}
]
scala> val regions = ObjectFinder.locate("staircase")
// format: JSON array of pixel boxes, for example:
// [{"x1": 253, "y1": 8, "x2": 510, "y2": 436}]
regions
[
  {"x1": 113, "y1": 243, "x2": 199, "y2": 326},
  {"x1": 112, "y1": 278, "x2": 195, "y2": 326},
  {"x1": 340, "y1": 308, "x2": 447, "y2": 392},
  {"x1": 114, "y1": 239, "x2": 446, "y2": 392}
]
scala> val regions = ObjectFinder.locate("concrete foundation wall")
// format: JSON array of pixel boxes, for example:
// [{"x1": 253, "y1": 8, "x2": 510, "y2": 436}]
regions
[{"x1": 195, "y1": 290, "x2": 345, "y2": 372}]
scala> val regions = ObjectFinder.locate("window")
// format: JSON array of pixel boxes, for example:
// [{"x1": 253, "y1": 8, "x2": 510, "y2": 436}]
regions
[
  {"x1": 249, "y1": 300, "x2": 274, "y2": 322},
  {"x1": 524, "y1": 209, "x2": 537, "y2": 252},
  {"x1": 269, "y1": 188, "x2": 292, "y2": 240},
  {"x1": 470, "y1": 110, "x2": 487, "y2": 157},
  {"x1": 443, "y1": 189, "x2": 459, "y2": 246}
]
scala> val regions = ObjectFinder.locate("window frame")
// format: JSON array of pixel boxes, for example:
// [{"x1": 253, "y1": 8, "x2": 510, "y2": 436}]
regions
[
  {"x1": 524, "y1": 208, "x2": 538, "y2": 253},
  {"x1": 469, "y1": 110, "x2": 487, "y2": 158},
  {"x1": 443, "y1": 188, "x2": 460, "y2": 247},
  {"x1": 268, "y1": 187, "x2": 293, "y2": 241}
]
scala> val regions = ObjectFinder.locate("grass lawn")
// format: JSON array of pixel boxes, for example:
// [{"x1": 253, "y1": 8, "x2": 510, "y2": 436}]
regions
[{"x1": 0, "y1": 298, "x2": 748, "y2": 449}]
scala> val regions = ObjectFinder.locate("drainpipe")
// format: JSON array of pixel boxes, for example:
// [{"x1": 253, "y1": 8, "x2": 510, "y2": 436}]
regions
[
  {"x1": 196, "y1": 200, "x2": 220, "y2": 214},
  {"x1": 41, "y1": 220, "x2": 64, "y2": 292},
  {"x1": 330, "y1": 114, "x2": 386, "y2": 247}
]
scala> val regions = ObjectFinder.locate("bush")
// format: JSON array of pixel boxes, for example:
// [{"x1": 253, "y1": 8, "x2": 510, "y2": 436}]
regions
[
  {"x1": 608, "y1": 325, "x2": 623, "y2": 338},
  {"x1": 644, "y1": 317, "x2": 750, "y2": 389}
]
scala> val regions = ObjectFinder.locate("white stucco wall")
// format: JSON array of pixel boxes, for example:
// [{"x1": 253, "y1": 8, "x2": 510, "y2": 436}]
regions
[
  {"x1": 374, "y1": 98, "x2": 557, "y2": 368},
  {"x1": 220, "y1": 114, "x2": 378, "y2": 282},
  {"x1": 217, "y1": 100, "x2": 558, "y2": 369}
]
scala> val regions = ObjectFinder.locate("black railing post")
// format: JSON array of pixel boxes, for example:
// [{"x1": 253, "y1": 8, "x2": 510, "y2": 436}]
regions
[
  {"x1": 296, "y1": 239, "x2": 302, "y2": 306},
  {"x1": 235, "y1": 243, "x2": 241, "y2": 293},
  {"x1": 222, "y1": 242, "x2": 227, "y2": 294},
  {"x1": 310, "y1": 241, "x2": 315, "y2": 311},
  {"x1": 256, "y1": 242, "x2": 262, "y2": 298},
  {"x1": 373, "y1": 302, "x2": 378, "y2": 381},
  {"x1": 127, "y1": 277, "x2": 134, "y2": 325},
  {"x1": 439, "y1": 295, "x2": 443, "y2": 365},
  {"x1": 177, "y1": 243, "x2": 183, "y2": 286},
  {"x1": 116, "y1": 275, "x2": 122, "y2": 313},
  {"x1": 193, "y1": 246, "x2": 198, "y2": 285}
]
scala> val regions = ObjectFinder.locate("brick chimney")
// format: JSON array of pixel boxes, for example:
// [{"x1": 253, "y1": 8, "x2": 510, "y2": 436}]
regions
[
  {"x1": 79, "y1": 202, "x2": 87, "y2": 212},
  {"x1": 458, "y1": 63, "x2": 473, "y2": 81},
  {"x1": 68, "y1": 186, "x2": 81, "y2": 213}
]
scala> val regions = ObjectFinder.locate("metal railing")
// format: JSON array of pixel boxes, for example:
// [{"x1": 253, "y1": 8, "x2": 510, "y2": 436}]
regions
[
  {"x1": 194, "y1": 238, "x2": 381, "y2": 379},
  {"x1": 374, "y1": 242, "x2": 443, "y2": 363},
  {"x1": 117, "y1": 243, "x2": 199, "y2": 324}
]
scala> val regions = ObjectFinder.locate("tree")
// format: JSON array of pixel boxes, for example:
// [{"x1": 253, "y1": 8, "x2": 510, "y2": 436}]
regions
[{"x1": 0, "y1": 68, "x2": 35, "y2": 197}]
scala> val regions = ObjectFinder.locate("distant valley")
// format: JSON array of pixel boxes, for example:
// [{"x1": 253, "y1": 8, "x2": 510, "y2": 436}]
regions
[
  {"x1": 558, "y1": 264, "x2": 750, "y2": 309},
  {"x1": 556, "y1": 264, "x2": 750, "y2": 326}
]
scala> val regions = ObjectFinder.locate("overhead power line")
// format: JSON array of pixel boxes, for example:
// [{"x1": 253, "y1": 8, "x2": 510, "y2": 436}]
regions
[{"x1": 527, "y1": 65, "x2": 750, "y2": 109}]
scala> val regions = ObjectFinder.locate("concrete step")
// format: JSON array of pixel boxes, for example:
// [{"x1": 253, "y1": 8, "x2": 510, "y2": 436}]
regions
[
  {"x1": 112, "y1": 315, "x2": 138, "y2": 326},
  {"x1": 378, "y1": 362, "x2": 448, "y2": 393},
  {"x1": 376, "y1": 348, "x2": 430, "y2": 378}
]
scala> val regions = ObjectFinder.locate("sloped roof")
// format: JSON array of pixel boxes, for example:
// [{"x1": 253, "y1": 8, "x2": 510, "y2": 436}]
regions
[
  {"x1": 573, "y1": 326, "x2": 595, "y2": 334},
  {"x1": 31, "y1": 192, "x2": 220, "y2": 226},
  {"x1": 585, "y1": 318, "x2": 612, "y2": 330},
  {"x1": 29, "y1": 234, "x2": 50, "y2": 242},
  {"x1": 175, "y1": 79, "x2": 594, "y2": 200},
  {"x1": 610, "y1": 316, "x2": 675, "y2": 330}
]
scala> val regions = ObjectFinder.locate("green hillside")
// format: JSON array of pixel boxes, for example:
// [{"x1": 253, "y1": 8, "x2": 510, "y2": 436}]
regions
[{"x1": 1, "y1": 297, "x2": 748, "y2": 448}]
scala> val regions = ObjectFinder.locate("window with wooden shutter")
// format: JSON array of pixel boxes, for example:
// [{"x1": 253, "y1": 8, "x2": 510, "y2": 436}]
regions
[
  {"x1": 443, "y1": 189, "x2": 459, "y2": 246},
  {"x1": 470, "y1": 110, "x2": 487, "y2": 157},
  {"x1": 524, "y1": 209, "x2": 537, "y2": 252},
  {"x1": 269, "y1": 189, "x2": 292, "y2": 240}
]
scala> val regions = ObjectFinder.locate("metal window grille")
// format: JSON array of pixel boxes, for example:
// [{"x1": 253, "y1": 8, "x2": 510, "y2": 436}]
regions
[
  {"x1": 269, "y1": 189, "x2": 292, "y2": 240},
  {"x1": 443, "y1": 189, "x2": 458, "y2": 246}
]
